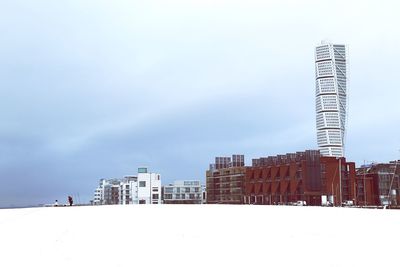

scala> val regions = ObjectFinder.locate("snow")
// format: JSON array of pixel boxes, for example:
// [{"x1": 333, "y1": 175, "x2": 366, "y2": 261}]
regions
[{"x1": 0, "y1": 205, "x2": 398, "y2": 267}]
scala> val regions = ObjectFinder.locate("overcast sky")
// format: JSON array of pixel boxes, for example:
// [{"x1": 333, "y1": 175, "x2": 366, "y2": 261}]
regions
[{"x1": 1, "y1": 0, "x2": 399, "y2": 207}]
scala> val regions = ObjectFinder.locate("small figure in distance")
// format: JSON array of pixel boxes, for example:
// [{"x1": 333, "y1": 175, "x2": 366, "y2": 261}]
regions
[
  {"x1": 54, "y1": 200, "x2": 59, "y2": 207},
  {"x1": 68, "y1": 196, "x2": 73, "y2": 206}
]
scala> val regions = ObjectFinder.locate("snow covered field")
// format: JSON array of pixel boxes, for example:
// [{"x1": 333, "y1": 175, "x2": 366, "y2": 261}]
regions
[{"x1": 0, "y1": 205, "x2": 398, "y2": 267}]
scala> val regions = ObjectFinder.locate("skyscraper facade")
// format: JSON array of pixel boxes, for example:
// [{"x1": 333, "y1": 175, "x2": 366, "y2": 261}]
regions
[{"x1": 315, "y1": 41, "x2": 347, "y2": 157}]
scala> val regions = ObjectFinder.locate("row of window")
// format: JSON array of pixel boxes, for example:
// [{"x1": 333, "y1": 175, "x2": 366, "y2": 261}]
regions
[
  {"x1": 164, "y1": 193, "x2": 202, "y2": 200},
  {"x1": 316, "y1": 45, "x2": 331, "y2": 60},
  {"x1": 317, "y1": 64, "x2": 334, "y2": 76},
  {"x1": 316, "y1": 114, "x2": 341, "y2": 129},
  {"x1": 164, "y1": 187, "x2": 201, "y2": 193}
]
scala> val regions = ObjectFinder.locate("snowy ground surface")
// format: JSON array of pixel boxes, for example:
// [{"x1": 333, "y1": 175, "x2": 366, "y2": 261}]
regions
[{"x1": 0, "y1": 205, "x2": 398, "y2": 267}]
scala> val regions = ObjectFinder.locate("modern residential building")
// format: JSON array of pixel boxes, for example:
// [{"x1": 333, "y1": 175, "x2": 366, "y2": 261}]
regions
[
  {"x1": 93, "y1": 187, "x2": 102, "y2": 205},
  {"x1": 206, "y1": 155, "x2": 246, "y2": 204},
  {"x1": 246, "y1": 150, "x2": 357, "y2": 206},
  {"x1": 356, "y1": 161, "x2": 400, "y2": 206},
  {"x1": 95, "y1": 178, "x2": 121, "y2": 205},
  {"x1": 315, "y1": 41, "x2": 347, "y2": 157},
  {"x1": 93, "y1": 167, "x2": 162, "y2": 205},
  {"x1": 136, "y1": 167, "x2": 162, "y2": 204},
  {"x1": 163, "y1": 180, "x2": 203, "y2": 204},
  {"x1": 119, "y1": 175, "x2": 138, "y2": 205}
]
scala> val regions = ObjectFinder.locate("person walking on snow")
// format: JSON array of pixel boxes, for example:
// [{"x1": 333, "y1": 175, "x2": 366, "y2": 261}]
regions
[{"x1": 68, "y1": 196, "x2": 73, "y2": 206}]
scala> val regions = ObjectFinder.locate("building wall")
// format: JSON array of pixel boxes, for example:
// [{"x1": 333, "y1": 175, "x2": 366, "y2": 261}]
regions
[
  {"x1": 163, "y1": 180, "x2": 203, "y2": 204},
  {"x1": 100, "y1": 179, "x2": 121, "y2": 205},
  {"x1": 356, "y1": 161, "x2": 400, "y2": 206},
  {"x1": 137, "y1": 172, "x2": 161, "y2": 204},
  {"x1": 119, "y1": 176, "x2": 138, "y2": 205},
  {"x1": 245, "y1": 150, "x2": 357, "y2": 206},
  {"x1": 93, "y1": 187, "x2": 102, "y2": 205},
  {"x1": 206, "y1": 167, "x2": 246, "y2": 204},
  {"x1": 353, "y1": 174, "x2": 375, "y2": 206},
  {"x1": 320, "y1": 156, "x2": 356, "y2": 206},
  {"x1": 207, "y1": 155, "x2": 246, "y2": 204}
]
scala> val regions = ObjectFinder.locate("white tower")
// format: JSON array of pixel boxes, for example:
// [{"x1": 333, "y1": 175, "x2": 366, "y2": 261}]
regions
[{"x1": 315, "y1": 41, "x2": 347, "y2": 157}]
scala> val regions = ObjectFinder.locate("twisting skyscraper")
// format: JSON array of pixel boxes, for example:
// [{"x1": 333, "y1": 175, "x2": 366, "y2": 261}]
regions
[{"x1": 315, "y1": 41, "x2": 347, "y2": 157}]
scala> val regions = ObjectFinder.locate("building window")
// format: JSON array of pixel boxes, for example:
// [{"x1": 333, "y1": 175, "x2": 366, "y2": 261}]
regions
[
  {"x1": 152, "y1": 194, "x2": 159, "y2": 200},
  {"x1": 139, "y1": 181, "x2": 146, "y2": 187},
  {"x1": 152, "y1": 187, "x2": 158, "y2": 192},
  {"x1": 139, "y1": 200, "x2": 146, "y2": 204},
  {"x1": 138, "y1": 167, "x2": 148, "y2": 173},
  {"x1": 165, "y1": 187, "x2": 173, "y2": 193}
]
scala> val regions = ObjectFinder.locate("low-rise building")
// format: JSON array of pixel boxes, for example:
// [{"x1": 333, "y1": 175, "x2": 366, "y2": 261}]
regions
[
  {"x1": 93, "y1": 187, "x2": 102, "y2": 205},
  {"x1": 356, "y1": 161, "x2": 400, "y2": 206},
  {"x1": 163, "y1": 180, "x2": 203, "y2": 204},
  {"x1": 206, "y1": 155, "x2": 246, "y2": 204},
  {"x1": 93, "y1": 167, "x2": 161, "y2": 205},
  {"x1": 119, "y1": 175, "x2": 138, "y2": 205},
  {"x1": 101, "y1": 179, "x2": 121, "y2": 205},
  {"x1": 246, "y1": 150, "x2": 357, "y2": 206},
  {"x1": 137, "y1": 167, "x2": 161, "y2": 204}
]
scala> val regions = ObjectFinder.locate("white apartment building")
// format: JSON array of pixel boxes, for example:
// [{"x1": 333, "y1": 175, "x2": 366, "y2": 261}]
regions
[
  {"x1": 119, "y1": 176, "x2": 138, "y2": 204},
  {"x1": 119, "y1": 168, "x2": 162, "y2": 205},
  {"x1": 93, "y1": 179, "x2": 121, "y2": 205},
  {"x1": 138, "y1": 167, "x2": 162, "y2": 204},
  {"x1": 93, "y1": 187, "x2": 102, "y2": 205},
  {"x1": 163, "y1": 180, "x2": 203, "y2": 204},
  {"x1": 93, "y1": 168, "x2": 162, "y2": 205},
  {"x1": 315, "y1": 41, "x2": 347, "y2": 157}
]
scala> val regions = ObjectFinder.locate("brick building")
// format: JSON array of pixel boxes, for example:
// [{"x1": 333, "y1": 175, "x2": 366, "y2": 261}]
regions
[
  {"x1": 356, "y1": 161, "x2": 400, "y2": 206},
  {"x1": 206, "y1": 155, "x2": 246, "y2": 204},
  {"x1": 245, "y1": 150, "x2": 357, "y2": 206},
  {"x1": 205, "y1": 151, "x2": 399, "y2": 207}
]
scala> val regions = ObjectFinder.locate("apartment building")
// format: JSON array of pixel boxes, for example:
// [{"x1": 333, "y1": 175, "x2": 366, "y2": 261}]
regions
[
  {"x1": 206, "y1": 155, "x2": 246, "y2": 204},
  {"x1": 93, "y1": 179, "x2": 121, "y2": 205},
  {"x1": 246, "y1": 150, "x2": 357, "y2": 206},
  {"x1": 163, "y1": 180, "x2": 203, "y2": 204},
  {"x1": 93, "y1": 167, "x2": 161, "y2": 205},
  {"x1": 356, "y1": 161, "x2": 400, "y2": 206}
]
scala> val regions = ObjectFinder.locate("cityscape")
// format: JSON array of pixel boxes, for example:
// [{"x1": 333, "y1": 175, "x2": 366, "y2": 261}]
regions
[
  {"x1": 91, "y1": 42, "x2": 399, "y2": 208},
  {"x1": 1, "y1": 2, "x2": 400, "y2": 267}
]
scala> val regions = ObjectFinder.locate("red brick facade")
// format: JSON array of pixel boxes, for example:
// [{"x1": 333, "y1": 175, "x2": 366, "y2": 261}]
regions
[
  {"x1": 245, "y1": 150, "x2": 358, "y2": 206},
  {"x1": 206, "y1": 151, "x2": 399, "y2": 207},
  {"x1": 356, "y1": 162, "x2": 400, "y2": 206}
]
